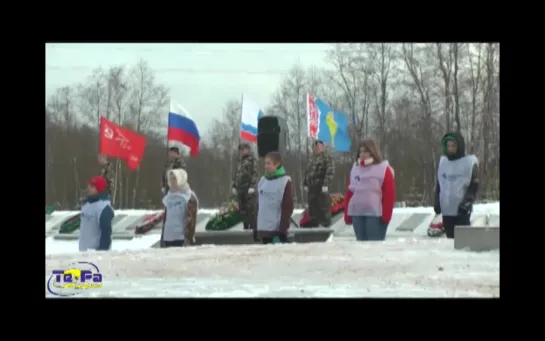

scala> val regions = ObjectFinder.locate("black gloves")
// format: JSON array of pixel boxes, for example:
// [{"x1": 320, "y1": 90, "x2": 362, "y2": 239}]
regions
[{"x1": 458, "y1": 201, "x2": 472, "y2": 215}]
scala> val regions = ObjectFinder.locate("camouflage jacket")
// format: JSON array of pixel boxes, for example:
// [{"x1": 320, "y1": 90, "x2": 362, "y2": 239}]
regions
[
  {"x1": 232, "y1": 154, "x2": 258, "y2": 191},
  {"x1": 184, "y1": 194, "x2": 198, "y2": 246},
  {"x1": 162, "y1": 156, "x2": 187, "y2": 190},
  {"x1": 99, "y1": 162, "x2": 115, "y2": 195},
  {"x1": 303, "y1": 152, "x2": 335, "y2": 187}
]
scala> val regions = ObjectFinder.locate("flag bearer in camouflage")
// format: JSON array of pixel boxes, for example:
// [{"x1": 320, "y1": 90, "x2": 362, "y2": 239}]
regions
[
  {"x1": 434, "y1": 132, "x2": 479, "y2": 239},
  {"x1": 303, "y1": 140, "x2": 335, "y2": 227},
  {"x1": 232, "y1": 142, "x2": 258, "y2": 231},
  {"x1": 162, "y1": 146, "x2": 187, "y2": 195},
  {"x1": 98, "y1": 154, "x2": 115, "y2": 197}
]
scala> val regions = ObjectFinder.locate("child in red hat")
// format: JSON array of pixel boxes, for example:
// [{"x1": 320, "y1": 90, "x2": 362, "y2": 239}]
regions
[{"x1": 79, "y1": 176, "x2": 114, "y2": 251}]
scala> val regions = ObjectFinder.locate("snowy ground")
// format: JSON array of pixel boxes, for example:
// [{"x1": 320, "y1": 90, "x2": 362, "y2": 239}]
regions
[
  {"x1": 45, "y1": 202, "x2": 499, "y2": 298},
  {"x1": 46, "y1": 238, "x2": 499, "y2": 298}
]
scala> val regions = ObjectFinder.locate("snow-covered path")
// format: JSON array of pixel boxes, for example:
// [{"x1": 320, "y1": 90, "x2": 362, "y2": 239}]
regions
[{"x1": 46, "y1": 238, "x2": 499, "y2": 298}]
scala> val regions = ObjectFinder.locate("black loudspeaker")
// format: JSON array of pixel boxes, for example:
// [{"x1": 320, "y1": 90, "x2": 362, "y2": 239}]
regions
[{"x1": 257, "y1": 116, "x2": 288, "y2": 158}]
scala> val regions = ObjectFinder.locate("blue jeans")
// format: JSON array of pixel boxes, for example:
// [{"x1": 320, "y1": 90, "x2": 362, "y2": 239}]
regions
[{"x1": 352, "y1": 216, "x2": 388, "y2": 241}]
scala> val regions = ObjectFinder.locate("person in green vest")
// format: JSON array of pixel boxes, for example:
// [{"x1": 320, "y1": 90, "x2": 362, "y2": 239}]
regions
[
  {"x1": 434, "y1": 132, "x2": 479, "y2": 239},
  {"x1": 255, "y1": 152, "x2": 294, "y2": 244}
]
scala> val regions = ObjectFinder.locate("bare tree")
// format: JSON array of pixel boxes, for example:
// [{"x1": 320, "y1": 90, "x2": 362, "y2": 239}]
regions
[
  {"x1": 327, "y1": 44, "x2": 372, "y2": 147},
  {"x1": 107, "y1": 66, "x2": 128, "y2": 207},
  {"x1": 452, "y1": 43, "x2": 461, "y2": 132},
  {"x1": 466, "y1": 43, "x2": 483, "y2": 152},
  {"x1": 436, "y1": 43, "x2": 453, "y2": 132},
  {"x1": 481, "y1": 43, "x2": 500, "y2": 198},
  {"x1": 402, "y1": 43, "x2": 440, "y2": 203},
  {"x1": 45, "y1": 50, "x2": 500, "y2": 210},
  {"x1": 127, "y1": 59, "x2": 169, "y2": 208},
  {"x1": 271, "y1": 64, "x2": 308, "y2": 202},
  {"x1": 368, "y1": 43, "x2": 396, "y2": 155},
  {"x1": 77, "y1": 67, "x2": 106, "y2": 127}
]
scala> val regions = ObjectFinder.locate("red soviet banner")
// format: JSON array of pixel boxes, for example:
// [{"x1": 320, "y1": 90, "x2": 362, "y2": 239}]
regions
[{"x1": 99, "y1": 116, "x2": 146, "y2": 170}]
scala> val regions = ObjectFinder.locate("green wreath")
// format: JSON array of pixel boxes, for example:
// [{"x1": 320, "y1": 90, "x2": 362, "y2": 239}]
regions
[
  {"x1": 59, "y1": 214, "x2": 81, "y2": 234},
  {"x1": 205, "y1": 200, "x2": 242, "y2": 231}
]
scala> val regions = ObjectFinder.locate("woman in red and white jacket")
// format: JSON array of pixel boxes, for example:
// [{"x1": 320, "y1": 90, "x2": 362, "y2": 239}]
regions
[{"x1": 344, "y1": 140, "x2": 396, "y2": 241}]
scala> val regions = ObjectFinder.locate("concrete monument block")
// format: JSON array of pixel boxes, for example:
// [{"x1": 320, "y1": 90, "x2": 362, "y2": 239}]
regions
[
  {"x1": 54, "y1": 233, "x2": 79, "y2": 241},
  {"x1": 470, "y1": 214, "x2": 488, "y2": 226},
  {"x1": 46, "y1": 213, "x2": 81, "y2": 236},
  {"x1": 488, "y1": 214, "x2": 500, "y2": 227},
  {"x1": 454, "y1": 225, "x2": 499, "y2": 252},
  {"x1": 152, "y1": 228, "x2": 335, "y2": 247},
  {"x1": 396, "y1": 213, "x2": 430, "y2": 232}
]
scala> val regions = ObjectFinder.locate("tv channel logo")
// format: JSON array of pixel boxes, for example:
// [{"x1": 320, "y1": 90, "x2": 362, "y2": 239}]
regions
[{"x1": 47, "y1": 261, "x2": 103, "y2": 297}]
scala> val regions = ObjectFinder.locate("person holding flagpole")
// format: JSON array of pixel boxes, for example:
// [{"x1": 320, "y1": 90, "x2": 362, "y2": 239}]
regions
[
  {"x1": 161, "y1": 146, "x2": 186, "y2": 195},
  {"x1": 303, "y1": 140, "x2": 335, "y2": 227},
  {"x1": 97, "y1": 153, "x2": 115, "y2": 199},
  {"x1": 161, "y1": 99, "x2": 200, "y2": 247},
  {"x1": 232, "y1": 142, "x2": 258, "y2": 232},
  {"x1": 305, "y1": 94, "x2": 352, "y2": 227},
  {"x1": 162, "y1": 100, "x2": 200, "y2": 194}
]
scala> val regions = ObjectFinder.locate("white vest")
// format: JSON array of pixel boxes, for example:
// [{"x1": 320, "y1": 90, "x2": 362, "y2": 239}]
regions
[
  {"x1": 79, "y1": 199, "x2": 113, "y2": 251},
  {"x1": 437, "y1": 155, "x2": 477, "y2": 216},
  {"x1": 347, "y1": 161, "x2": 389, "y2": 217},
  {"x1": 162, "y1": 191, "x2": 198, "y2": 241},
  {"x1": 257, "y1": 176, "x2": 290, "y2": 232}
]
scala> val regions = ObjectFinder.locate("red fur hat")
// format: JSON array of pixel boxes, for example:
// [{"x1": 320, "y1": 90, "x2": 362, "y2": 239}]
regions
[{"x1": 89, "y1": 176, "x2": 107, "y2": 193}]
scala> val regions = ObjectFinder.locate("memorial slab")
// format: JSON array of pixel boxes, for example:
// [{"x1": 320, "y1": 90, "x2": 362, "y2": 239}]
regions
[
  {"x1": 110, "y1": 214, "x2": 128, "y2": 233},
  {"x1": 47, "y1": 213, "x2": 81, "y2": 236},
  {"x1": 488, "y1": 214, "x2": 500, "y2": 227},
  {"x1": 396, "y1": 213, "x2": 430, "y2": 232},
  {"x1": 454, "y1": 226, "x2": 499, "y2": 252},
  {"x1": 471, "y1": 214, "x2": 488, "y2": 226},
  {"x1": 151, "y1": 228, "x2": 334, "y2": 247},
  {"x1": 195, "y1": 214, "x2": 213, "y2": 232}
]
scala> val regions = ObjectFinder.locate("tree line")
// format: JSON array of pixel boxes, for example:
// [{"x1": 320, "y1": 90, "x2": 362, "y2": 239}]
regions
[{"x1": 46, "y1": 43, "x2": 500, "y2": 209}]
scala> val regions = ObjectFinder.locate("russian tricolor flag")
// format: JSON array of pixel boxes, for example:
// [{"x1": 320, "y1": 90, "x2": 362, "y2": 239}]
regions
[
  {"x1": 168, "y1": 100, "x2": 200, "y2": 156},
  {"x1": 240, "y1": 93, "x2": 264, "y2": 143}
]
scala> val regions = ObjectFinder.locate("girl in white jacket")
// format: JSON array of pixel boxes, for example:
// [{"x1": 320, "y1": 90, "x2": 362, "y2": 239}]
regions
[{"x1": 160, "y1": 169, "x2": 199, "y2": 247}]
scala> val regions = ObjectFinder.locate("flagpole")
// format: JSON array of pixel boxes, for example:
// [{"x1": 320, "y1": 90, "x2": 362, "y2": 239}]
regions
[
  {"x1": 166, "y1": 98, "x2": 171, "y2": 157},
  {"x1": 306, "y1": 93, "x2": 310, "y2": 138},
  {"x1": 305, "y1": 93, "x2": 314, "y2": 153},
  {"x1": 239, "y1": 93, "x2": 244, "y2": 145},
  {"x1": 161, "y1": 99, "x2": 171, "y2": 248},
  {"x1": 98, "y1": 115, "x2": 101, "y2": 155}
]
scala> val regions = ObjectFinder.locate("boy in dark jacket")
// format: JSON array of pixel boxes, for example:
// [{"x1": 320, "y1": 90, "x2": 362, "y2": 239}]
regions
[
  {"x1": 79, "y1": 176, "x2": 114, "y2": 251},
  {"x1": 255, "y1": 152, "x2": 294, "y2": 244},
  {"x1": 434, "y1": 132, "x2": 479, "y2": 239}
]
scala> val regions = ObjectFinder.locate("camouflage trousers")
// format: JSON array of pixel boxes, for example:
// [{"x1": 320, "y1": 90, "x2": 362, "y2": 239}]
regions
[
  {"x1": 236, "y1": 191, "x2": 257, "y2": 229},
  {"x1": 308, "y1": 186, "x2": 331, "y2": 227}
]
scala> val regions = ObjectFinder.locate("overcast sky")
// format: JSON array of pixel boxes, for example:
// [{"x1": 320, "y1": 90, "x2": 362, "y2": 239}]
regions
[{"x1": 46, "y1": 43, "x2": 332, "y2": 136}]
